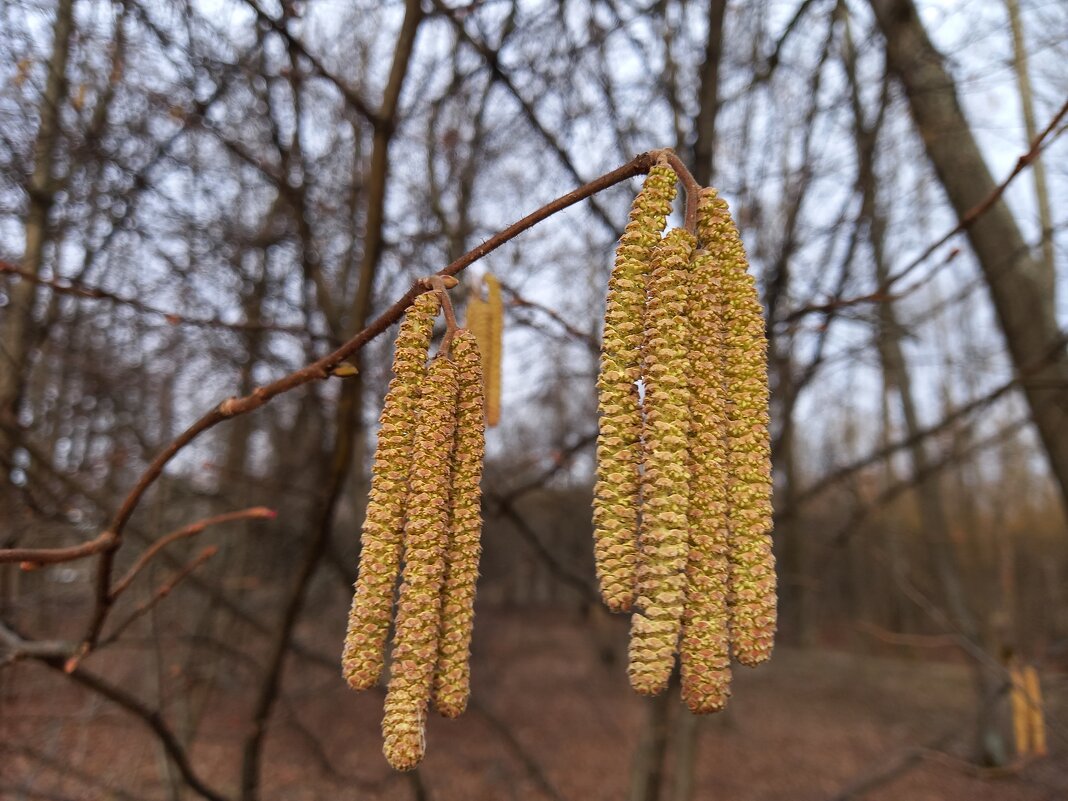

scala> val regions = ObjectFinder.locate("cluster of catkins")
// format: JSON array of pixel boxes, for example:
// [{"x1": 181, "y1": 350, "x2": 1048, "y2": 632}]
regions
[
  {"x1": 342, "y1": 288, "x2": 486, "y2": 770},
  {"x1": 594, "y1": 160, "x2": 776, "y2": 713}
]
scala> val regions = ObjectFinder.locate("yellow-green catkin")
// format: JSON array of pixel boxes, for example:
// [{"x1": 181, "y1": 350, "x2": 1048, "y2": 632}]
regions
[
  {"x1": 698, "y1": 189, "x2": 776, "y2": 667},
  {"x1": 432, "y1": 331, "x2": 486, "y2": 718},
  {"x1": 382, "y1": 353, "x2": 460, "y2": 771},
  {"x1": 594, "y1": 161, "x2": 678, "y2": 613},
  {"x1": 679, "y1": 246, "x2": 732, "y2": 713},
  {"x1": 465, "y1": 276, "x2": 501, "y2": 427},
  {"x1": 628, "y1": 227, "x2": 695, "y2": 696},
  {"x1": 343, "y1": 291, "x2": 439, "y2": 691},
  {"x1": 484, "y1": 274, "x2": 503, "y2": 427}
]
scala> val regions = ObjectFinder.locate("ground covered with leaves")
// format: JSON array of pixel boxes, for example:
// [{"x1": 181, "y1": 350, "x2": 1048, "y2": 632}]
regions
[{"x1": 4, "y1": 608, "x2": 1066, "y2": 800}]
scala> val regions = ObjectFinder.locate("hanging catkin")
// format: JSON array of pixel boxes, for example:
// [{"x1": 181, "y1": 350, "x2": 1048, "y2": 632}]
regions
[
  {"x1": 343, "y1": 291, "x2": 440, "y2": 691},
  {"x1": 594, "y1": 161, "x2": 677, "y2": 613},
  {"x1": 628, "y1": 227, "x2": 695, "y2": 696},
  {"x1": 678, "y1": 246, "x2": 732, "y2": 714},
  {"x1": 697, "y1": 188, "x2": 776, "y2": 667},
  {"x1": 465, "y1": 275, "x2": 502, "y2": 427},
  {"x1": 483, "y1": 274, "x2": 502, "y2": 427},
  {"x1": 432, "y1": 331, "x2": 486, "y2": 718},
  {"x1": 382, "y1": 353, "x2": 461, "y2": 771}
]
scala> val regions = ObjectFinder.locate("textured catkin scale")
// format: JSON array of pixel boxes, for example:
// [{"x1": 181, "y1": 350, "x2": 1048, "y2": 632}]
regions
[
  {"x1": 679, "y1": 247, "x2": 733, "y2": 714},
  {"x1": 381, "y1": 354, "x2": 461, "y2": 771},
  {"x1": 342, "y1": 291, "x2": 439, "y2": 691},
  {"x1": 628, "y1": 227, "x2": 695, "y2": 696},
  {"x1": 484, "y1": 274, "x2": 503, "y2": 427},
  {"x1": 697, "y1": 189, "x2": 776, "y2": 668},
  {"x1": 432, "y1": 332, "x2": 486, "y2": 718},
  {"x1": 594, "y1": 161, "x2": 678, "y2": 613}
]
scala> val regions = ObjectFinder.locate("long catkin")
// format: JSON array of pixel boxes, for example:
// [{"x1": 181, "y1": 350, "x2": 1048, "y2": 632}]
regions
[
  {"x1": 382, "y1": 353, "x2": 461, "y2": 771},
  {"x1": 433, "y1": 332, "x2": 487, "y2": 718},
  {"x1": 679, "y1": 246, "x2": 732, "y2": 713},
  {"x1": 594, "y1": 161, "x2": 677, "y2": 613},
  {"x1": 483, "y1": 274, "x2": 503, "y2": 427},
  {"x1": 343, "y1": 291, "x2": 439, "y2": 691},
  {"x1": 628, "y1": 228, "x2": 695, "y2": 696},
  {"x1": 697, "y1": 189, "x2": 776, "y2": 667}
]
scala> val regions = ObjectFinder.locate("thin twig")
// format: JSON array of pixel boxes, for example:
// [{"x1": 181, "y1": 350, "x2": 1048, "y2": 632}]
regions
[
  {"x1": 789, "y1": 95, "x2": 1068, "y2": 322},
  {"x1": 0, "y1": 530, "x2": 116, "y2": 566},
  {"x1": 0, "y1": 260, "x2": 314, "y2": 338},
  {"x1": 98, "y1": 546, "x2": 221, "y2": 648},
  {"x1": 109, "y1": 507, "x2": 276, "y2": 599}
]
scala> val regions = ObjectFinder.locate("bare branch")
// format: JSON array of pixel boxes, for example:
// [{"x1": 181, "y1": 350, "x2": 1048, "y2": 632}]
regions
[
  {"x1": 109, "y1": 507, "x2": 276, "y2": 599},
  {"x1": 0, "y1": 530, "x2": 116, "y2": 566},
  {"x1": 100, "y1": 546, "x2": 221, "y2": 647}
]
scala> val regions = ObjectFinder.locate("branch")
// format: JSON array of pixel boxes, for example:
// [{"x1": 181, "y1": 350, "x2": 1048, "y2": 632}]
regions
[
  {"x1": 109, "y1": 507, "x2": 276, "y2": 599},
  {"x1": 0, "y1": 530, "x2": 116, "y2": 567},
  {"x1": 491, "y1": 495, "x2": 597, "y2": 602},
  {"x1": 99, "y1": 546, "x2": 221, "y2": 647},
  {"x1": 239, "y1": 0, "x2": 382, "y2": 129},
  {"x1": 431, "y1": 0, "x2": 620, "y2": 231},
  {"x1": 0, "y1": 261, "x2": 312, "y2": 338},
  {"x1": 0, "y1": 621, "x2": 73, "y2": 666},
  {"x1": 499, "y1": 283, "x2": 600, "y2": 354},
  {"x1": 788, "y1": 94, "x2": 1068, "y2": 322}
]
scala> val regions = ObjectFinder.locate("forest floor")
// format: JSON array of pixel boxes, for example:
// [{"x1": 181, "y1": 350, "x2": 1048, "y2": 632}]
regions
[{"x1": 4, "y1": 607, "x2": 1067, "y2": 801}]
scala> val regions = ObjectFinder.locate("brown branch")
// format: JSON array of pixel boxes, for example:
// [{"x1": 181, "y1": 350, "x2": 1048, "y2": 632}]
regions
[
  {"x1": 98, "y1": 546, "x2": 220, "y2": 648},
  {"x1": 0, "y1": 621, "x2": 73, "y2": 666},
  {"x1": 500, "y1": 283, "x2": 600, "y2": 354},
  {"x1": 785, "y1": 96, "x2": 1068, "y2": 324},
  {"x1": 0, "y1": 530, "x2": 116, "y2": 567},
  {"x1": 0, "y1": 261, "x2": 312, "y2": 338},
  {"x1": 491, "y1": 495, "x2": 597, "y2": 602},
  {"x1": 430, "y1": 0, "x2": 619, "y2": 231},
  {"x1": 109, "y1": 507, "x2": 276, "y2": 600}
]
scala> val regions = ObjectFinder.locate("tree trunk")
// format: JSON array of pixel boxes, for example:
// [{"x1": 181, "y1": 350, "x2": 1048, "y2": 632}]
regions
[
  {"x1": 691, "y1": 0, "x2": 728, "y2": 187},
  {"x1": 869, "y1": 0, "x2": 1068, "y2": 518},
  {"x1": 0, "y1": 0, "x2": 74, "y2": 471}
]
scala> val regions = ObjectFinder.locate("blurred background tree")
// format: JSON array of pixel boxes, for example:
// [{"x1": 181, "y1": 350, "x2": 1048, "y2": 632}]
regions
[{"x1": 1, "y1": 0, "x2": 1066, "y2": 798}]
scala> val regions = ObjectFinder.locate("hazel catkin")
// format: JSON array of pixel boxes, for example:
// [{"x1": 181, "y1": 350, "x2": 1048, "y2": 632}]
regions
[
  {"x1": 628, "y1": 227, "x2": 695, "y2": 696},
  {"x1": 483, "y1": 274, "x2": 503, "y2": 427},
  {"x1": 697, "y1": 188, "x2": 776, "y2": 668},
  {"x1": 382, "y1": 352, "x2": 461, "y2": 771},
  {"x1": 343, "y1": 291, "x2": 440, "y2": 691},
  {"x1": 432, "y1": 331, "x2": 486, "y2": 718},
  {"x1": 594, "y1": 161, "x2": 678, "y2": 613},
  {"x1": 465, "y1": 277, "x2": 500, "y2": 426},
  {"x1": 679, "y1": 246, "x2": 732, "y2": 713}
]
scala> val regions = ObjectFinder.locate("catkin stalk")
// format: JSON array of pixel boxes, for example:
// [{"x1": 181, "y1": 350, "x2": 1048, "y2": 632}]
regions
[
  {"x1": 382, "y1": 353, "x2": 461, "y2": 771},
  {"x1": 698, "y1": 189, "x2": 776, "y2": 667},
  {"x1": 594, "y1": 161, "x2": 678, "y2": 613},
  {"x1": 433, "y1": 332, "x2": 486, "y2": 718},
  {"x1": 679, "y1": 247, "x2": 732, "y2": 713},
  {"x1": 343, "y1": 291, "x2": 439, "y2": 690},
  {"x1": 628, "y1": 228, "x2": 695, "y2": 696}
]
